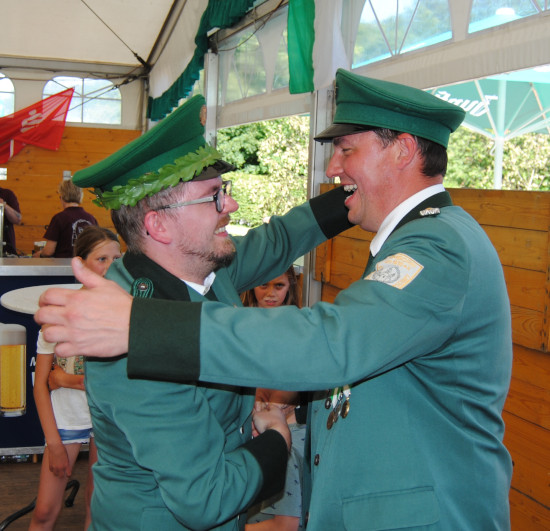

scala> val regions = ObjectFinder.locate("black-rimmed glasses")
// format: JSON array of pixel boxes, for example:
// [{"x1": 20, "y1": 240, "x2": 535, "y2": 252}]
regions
[{"x1": 155, "y1": 180, "x2": 232, "y2": 213}]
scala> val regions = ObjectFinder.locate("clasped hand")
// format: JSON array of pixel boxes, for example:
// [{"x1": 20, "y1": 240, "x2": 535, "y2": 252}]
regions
[{"x1": 252, "y1": 401, "x2": 291, "y2": 452}]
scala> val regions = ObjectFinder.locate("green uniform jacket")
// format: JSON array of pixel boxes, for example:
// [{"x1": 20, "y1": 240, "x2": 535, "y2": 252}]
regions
[
  {"x1": 127, "y1": 191, "x2": 513, "y2": 530},
  {"x1": 86, "y1": 187, "x2": 352, "y2": 530}
]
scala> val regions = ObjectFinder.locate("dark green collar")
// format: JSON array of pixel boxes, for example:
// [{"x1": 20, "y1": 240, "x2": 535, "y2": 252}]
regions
[
  {"x1": 365, "y1": 191, "x2": 453, "y2": 272},
  {"x1": 123, "y1": 253, "x2": 191, "y2": 301},
  {"x1": 123, "y1": 252, "x2": 219, "y2": 302},
  {"x1": 392, "y1": 191, "x2": 452, "y2": 235}
]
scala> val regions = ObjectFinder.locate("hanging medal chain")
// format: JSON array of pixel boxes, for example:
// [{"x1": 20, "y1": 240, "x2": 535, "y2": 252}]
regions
[
  {"x1": 325, "y1": 384, "x2": 351, "y2": 429},
  {"x1": 329, "y1": 385, "x2": 351, "y2": 410}
]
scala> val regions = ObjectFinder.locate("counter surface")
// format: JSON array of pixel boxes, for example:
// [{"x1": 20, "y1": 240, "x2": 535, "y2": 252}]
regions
[{"x1": 0, "y1": 257, "x2": 73, "y2": 276}]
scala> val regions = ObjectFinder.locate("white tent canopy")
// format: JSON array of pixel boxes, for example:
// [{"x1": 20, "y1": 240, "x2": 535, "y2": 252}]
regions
[{"x1": 2, "y1": 0, "x2": 549, "y2": 128}]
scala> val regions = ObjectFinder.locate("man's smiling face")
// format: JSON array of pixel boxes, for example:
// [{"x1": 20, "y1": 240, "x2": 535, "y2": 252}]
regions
[{"x1": 326, "y1": 131, "x2": 400, "y2": 232}]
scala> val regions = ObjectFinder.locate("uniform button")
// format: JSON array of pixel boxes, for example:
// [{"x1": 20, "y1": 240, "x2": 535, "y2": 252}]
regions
[
  {"x1": 314, "y1": 454, "x2": 320, "y2": 466},
  {"x1": 239, "y1": 426, "x2": 244, "y2": 434}
]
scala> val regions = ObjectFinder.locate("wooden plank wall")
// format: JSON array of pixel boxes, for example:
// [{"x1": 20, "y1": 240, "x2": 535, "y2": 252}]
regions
[
  {"x1": 315, "y1": 184, "x2": 550, "y2": 530},
  {"x1": 2, "y1": 126, "x2": 141, "y2": 255}
]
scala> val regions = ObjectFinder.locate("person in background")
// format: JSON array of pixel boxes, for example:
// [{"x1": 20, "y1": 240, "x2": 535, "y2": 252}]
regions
[
  {"x1": 36, "y1": 70, "x2": 514, "y2": 530},
  {"x1": 0, "y1": 186, "x2": 22, "y2": 255},
  {"x1": 241, "y1": 265, "x2": 301, "y2": 309},
  {"x1": 35, "y1": 177, "x2": 97, "y2": 258},
  {"x1": 243, "y1": 266, "x2": 306, "y2": 531},
  {"x1": 30, "y1": 226, "x2": 121, "y2": 530}
]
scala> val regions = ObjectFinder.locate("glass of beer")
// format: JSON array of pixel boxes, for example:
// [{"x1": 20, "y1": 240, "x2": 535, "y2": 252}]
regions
[{"x1": 0, "y1": 323, "x2": 27, "y2": 417}]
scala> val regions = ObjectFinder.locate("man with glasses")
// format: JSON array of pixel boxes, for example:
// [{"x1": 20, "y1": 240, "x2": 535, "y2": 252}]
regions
[
  {"x1": 155, "y1": 179, "x2": 231, "y2": 213},
  {"x1": 62, "y1": 95, "x2": 351, "y2": 530}
]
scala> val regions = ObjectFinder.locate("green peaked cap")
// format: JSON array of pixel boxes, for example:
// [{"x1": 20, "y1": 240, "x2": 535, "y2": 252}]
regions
[
  {"x1": 315, "y1": 69, "x2": 466, "y2": 147},
  {"x1": 72, "y1": 94, "x2": 234, "y2": 209}
]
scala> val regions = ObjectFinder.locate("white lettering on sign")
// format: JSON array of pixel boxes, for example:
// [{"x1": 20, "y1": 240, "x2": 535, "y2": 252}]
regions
[
  {"x1": 21, "y1": 109, "x2": 45, "y2": 133},
  {"x1": 435, "y1": 90, "x2": 498, "y2": 118}
]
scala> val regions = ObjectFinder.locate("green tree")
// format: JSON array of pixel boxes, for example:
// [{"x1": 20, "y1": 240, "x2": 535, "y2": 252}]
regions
[
  {"x1": 217, "y1": 116, "x2": 309, "y2": 227},
  {"x1": 218, "y1": 118, "x2": 550, "y2": 229},
  {"x1": 447, "y1": 127, "x2": 550, "y2": 191},
  {"x1": 446, "y1": 127, "x2": 494, "y2": 188},
  {"x1": 501, "y1": 133, "x2": 550, "y2": 190}
]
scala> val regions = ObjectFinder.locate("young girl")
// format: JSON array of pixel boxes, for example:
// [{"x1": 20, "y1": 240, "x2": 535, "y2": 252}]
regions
[
  {"x1": 30, "y1": 226, "x2": 121, "y2": 530},
  {"x1": 242, "y1": 266, "x2": 305, "y2": 531},
  {"x1": 241, "y1": 265, "x2": 301, "y2": 309}
]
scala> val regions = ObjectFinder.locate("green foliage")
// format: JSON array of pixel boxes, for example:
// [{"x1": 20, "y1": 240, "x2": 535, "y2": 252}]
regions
[
  {"x1": 446, "y1": 127, "x2": 494, "y2": 189},
  {"x1": 500, "y1": 133, "x2": 550, "y2": 190},
  {"x1": 94, "y1": 144, "x2": 222, "y2": 209},
  {"x1": 447, "y1": 127, "x2": 550, "y2": 191},
  {"x1": 217, "y1": 116, "x2": 309, "y2": 227},
  {"x1": 218, "y1": 118, "x2": 550, "y2": 228}
]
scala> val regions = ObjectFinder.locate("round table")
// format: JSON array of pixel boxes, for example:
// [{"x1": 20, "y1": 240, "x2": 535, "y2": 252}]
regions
[{"x1": 0, "y1": 284, "x2": 82, "y2": 315}]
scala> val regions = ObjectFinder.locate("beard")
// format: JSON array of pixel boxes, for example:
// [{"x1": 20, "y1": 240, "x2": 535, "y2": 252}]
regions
[
  {"x1": 178, "y1": 237, "x2": 236, "y2": 275},
  {"x1": 208, "y1": 243, "x2": 236, "y2": 271}
]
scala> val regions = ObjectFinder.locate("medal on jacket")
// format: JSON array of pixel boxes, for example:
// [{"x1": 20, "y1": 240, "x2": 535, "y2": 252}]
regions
[
  {"x1": 131, "y1": 277, "x2": 154, "y2": 298},
  {"x1": 325, "y1": 385, "x2": 351, "y2": 429}
]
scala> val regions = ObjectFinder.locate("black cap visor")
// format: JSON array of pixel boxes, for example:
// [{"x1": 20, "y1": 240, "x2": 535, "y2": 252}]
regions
[
  {"x1": 314, "y1": 123, "x2": 375, "y2": 143},
  {"x1": 193, "y1": 159, "x2": 236, "y2": 181}
]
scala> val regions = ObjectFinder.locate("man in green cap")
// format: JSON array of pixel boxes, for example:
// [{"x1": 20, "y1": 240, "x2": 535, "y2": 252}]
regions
[
  {"x1": 37, "y1": 70, "x2": 513, "y2": 530},
  {"x1": 56, "y1": 94, "x2": 353, "y2": 530}
]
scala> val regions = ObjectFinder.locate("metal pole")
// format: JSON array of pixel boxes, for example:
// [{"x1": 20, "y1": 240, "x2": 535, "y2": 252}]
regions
[{"x1": 0, "y1": 203, "x2": 4, "y2": 258}]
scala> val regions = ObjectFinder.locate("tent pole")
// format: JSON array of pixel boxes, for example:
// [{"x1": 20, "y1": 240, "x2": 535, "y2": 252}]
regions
[
  {"x1": 492, "y1": 80, "x2": 508, "y2": 189},
  {"x1": 493, "y1": 136, "x2": 504, "y2": 189}
]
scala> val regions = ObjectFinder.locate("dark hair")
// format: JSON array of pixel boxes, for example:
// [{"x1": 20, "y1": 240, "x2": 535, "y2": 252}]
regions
[
  {"x1": 73, "y1": 225, "x2": 119, "y2": 260},
  {"x1": 372, "y1": 128, "x2": 448, "y2": 177},
  {"x1": 241, "y1": 266, "x2": 301, "y2": 308}
]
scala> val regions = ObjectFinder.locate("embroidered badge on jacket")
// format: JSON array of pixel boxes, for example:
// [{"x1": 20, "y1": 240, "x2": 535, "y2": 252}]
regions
[{"x1": 365, "y1": 253, "x2": 423, "y2": 289}]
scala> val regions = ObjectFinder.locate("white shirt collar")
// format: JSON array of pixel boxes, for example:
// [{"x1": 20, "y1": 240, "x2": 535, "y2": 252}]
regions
[
  {"x1": 183, "y1": 271, "x2": 216, "y2": 296},
  {"x1": 369, "y1": 184, "x2": 446, "y2": 257}
]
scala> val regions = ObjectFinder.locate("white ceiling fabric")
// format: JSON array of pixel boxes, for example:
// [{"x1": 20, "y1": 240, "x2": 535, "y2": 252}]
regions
[
  {"x1": 2, "y1": 0, "x2": 549, "y2": 129},
  {"x1": 148, "y1": 0, "x2": 208, "y2": 99},
  {"x1": 2, "y1": 0, "x2": 178, "y2": 74}
]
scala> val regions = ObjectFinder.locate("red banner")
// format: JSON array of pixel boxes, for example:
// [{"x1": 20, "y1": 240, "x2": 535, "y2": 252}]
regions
[{"x1": 0, "y1": 88, "x2": 74, "y2": 163}]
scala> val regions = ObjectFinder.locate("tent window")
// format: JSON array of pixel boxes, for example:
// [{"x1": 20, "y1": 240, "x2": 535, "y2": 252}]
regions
[
  {"x1": 469, "y1": 0, "x2": 547, "y2": 33},
  {"x1": 273, "y1": 29, "x2": 290, "y2": 91},
  {"x1": 0, "y1": 74, "x2": 15, "y2": 118},
  {"x1": 218, "y1": 4, "x2": 289, "y2": 105},
  {"x1": 352, "y1": 0, "x2": 451, "y2": 68},
  {"x1": 224, "y1": 32, "x2": 266, "y2": 103},
  {"x1": 43, "y1": 77, "x2": 121, "y2": 125}
]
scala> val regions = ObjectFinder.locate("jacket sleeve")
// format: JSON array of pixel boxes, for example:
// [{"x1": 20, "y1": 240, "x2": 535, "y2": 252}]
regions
[
  {"x1": 228, "y1": 186, "x2": 352, "y2": 293},
  {"x1": 129, "y1": 214, "x2": 473, "y2": 388},
  {"x1": 128, "y1": 187, "x2": 352, "y2": 379}
]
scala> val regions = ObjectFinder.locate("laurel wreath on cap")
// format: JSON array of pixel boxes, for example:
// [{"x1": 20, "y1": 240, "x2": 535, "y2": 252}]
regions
[{"x1": 91, "y1": 144, "x2": 223, "y2": 210}]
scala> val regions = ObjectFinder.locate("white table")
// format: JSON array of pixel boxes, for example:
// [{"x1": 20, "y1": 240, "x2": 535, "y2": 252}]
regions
[{"x1": 0, "y1": 284, "x2": 82, "y2": 315}]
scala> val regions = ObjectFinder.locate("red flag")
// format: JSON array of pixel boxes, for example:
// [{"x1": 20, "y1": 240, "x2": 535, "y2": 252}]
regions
[{"x1": 0, "y1": 88, "x2": 74, "y2": 163}]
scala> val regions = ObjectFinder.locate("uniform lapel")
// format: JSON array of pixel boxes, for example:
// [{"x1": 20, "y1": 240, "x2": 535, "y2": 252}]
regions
[
  {"x1": 365, "y1": 191, "x2": 453, "y2": 276},
  {"x1": 123, "y1": 252, "x2": 191, "y2": 302}
]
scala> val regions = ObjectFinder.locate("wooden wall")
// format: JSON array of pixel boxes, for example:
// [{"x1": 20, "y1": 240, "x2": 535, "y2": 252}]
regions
[
  {"x1": 2, "y1": 126, "x2": 141, "y2": 255},
  {"x1": 315, "y1": 184, "x2": 550, "y2": 530}
]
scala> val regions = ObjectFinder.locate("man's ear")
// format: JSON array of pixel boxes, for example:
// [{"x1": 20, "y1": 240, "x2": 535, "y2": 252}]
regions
[
  {"x1": 143, "y1": 210, "x2": 172, "y2": 244},
  {"x1": 395, "y1": 133, "x2": 417, "y2": 169}
]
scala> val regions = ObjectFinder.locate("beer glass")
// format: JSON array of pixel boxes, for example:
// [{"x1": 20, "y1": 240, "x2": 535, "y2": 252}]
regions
[{"x1": 0, "y1": 323, "x2": 27, "y2": 417}]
